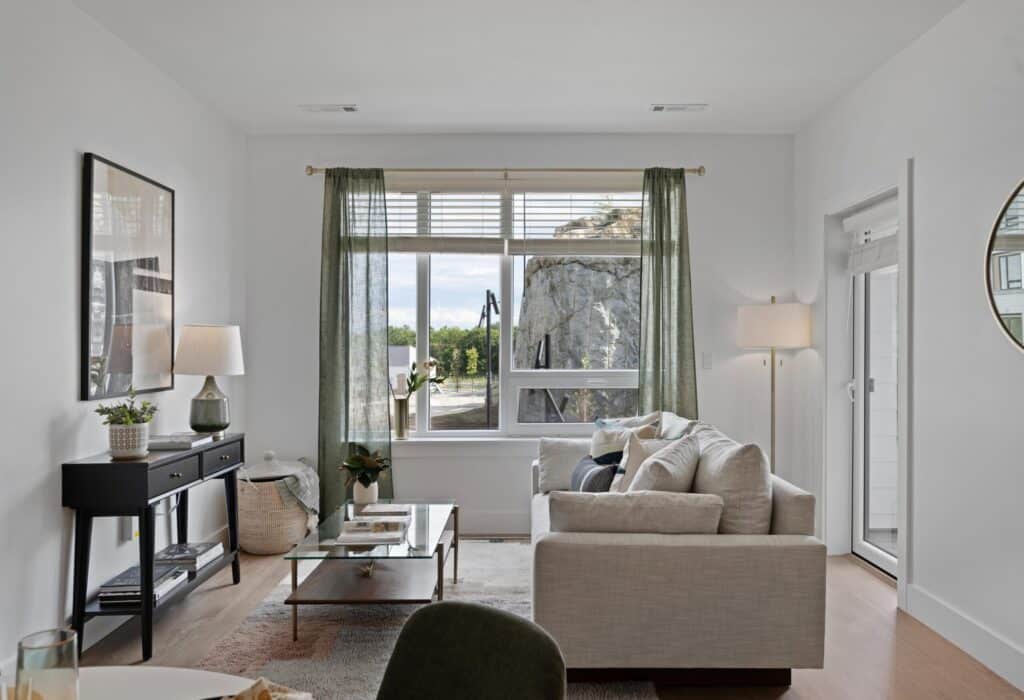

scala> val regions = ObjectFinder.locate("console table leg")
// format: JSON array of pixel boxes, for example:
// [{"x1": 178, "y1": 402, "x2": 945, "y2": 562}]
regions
[
  {"x1": 139, "y1": 505, "x2": 155, "y2": 661},
  {"x1": 224, "y1": 470, "x2": 241, "y2": 584},
  {"x1": 176, "y1": 490, "x2": 189, "y2": 545},
  {"x1": 71, "y1": 510, "x2": 92, "y2": 655},
  {"x1": 435, "y1": 543, "x2": 444, "y2": 601},
  {"x1": 291, "y1": 559, "x2": 298, "y2": 642},
  {"x1": 452, "y1": 505, "x2": 459, "y2": 584}
]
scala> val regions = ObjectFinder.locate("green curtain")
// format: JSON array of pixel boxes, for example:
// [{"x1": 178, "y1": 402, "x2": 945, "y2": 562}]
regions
[
  {"x1": 319, "y1": 168, "x2": 392, "y2": 518},
  {"x1": 639, "y1": 167, "x2": 698, "y2": 418}
]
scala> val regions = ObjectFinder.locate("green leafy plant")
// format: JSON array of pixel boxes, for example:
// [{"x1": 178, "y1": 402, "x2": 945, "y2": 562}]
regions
[
  {"x1": 94, "y1": 388, "x2": 158, "y2": 425},
  {"x1": 340, "y1": 444, "x2": 392, "y2": 488},
  {"x1": 405, "y1": 361, "x2": 445, "y2": 395}
]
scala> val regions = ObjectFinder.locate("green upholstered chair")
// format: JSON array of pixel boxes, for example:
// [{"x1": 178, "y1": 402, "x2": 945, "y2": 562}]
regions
[{"x1": 376, "y1": 601, "x2": 566, "y2": 700}]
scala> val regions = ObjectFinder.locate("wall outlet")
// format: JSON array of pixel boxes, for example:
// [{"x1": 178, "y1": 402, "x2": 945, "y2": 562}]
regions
[
  {"x1": 119, "y1": 516, "x2": 135, "y2": 543},
  {"x1": 702, "y1": 352, "x2": 713, "y2": 370}
]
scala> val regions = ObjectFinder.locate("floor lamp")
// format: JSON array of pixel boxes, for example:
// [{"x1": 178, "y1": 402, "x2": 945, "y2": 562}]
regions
[{"x1": 737, "y1": 297, "x2": 811, "y2": 471}]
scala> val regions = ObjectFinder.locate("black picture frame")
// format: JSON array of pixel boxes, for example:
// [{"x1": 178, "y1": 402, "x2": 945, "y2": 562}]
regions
[{"x1": 81, "y1": 153, "x2": 175, "y2": 400}]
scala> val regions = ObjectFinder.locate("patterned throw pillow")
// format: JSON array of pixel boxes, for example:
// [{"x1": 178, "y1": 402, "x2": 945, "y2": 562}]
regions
[{"x1": 570, "y1": 456, "x2": 619, "y2": 492}]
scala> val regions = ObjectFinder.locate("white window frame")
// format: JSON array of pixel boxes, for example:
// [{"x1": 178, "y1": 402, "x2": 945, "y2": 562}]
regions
[{"x1": 391, "y1": 185, "x2": 642, "y2": 437}]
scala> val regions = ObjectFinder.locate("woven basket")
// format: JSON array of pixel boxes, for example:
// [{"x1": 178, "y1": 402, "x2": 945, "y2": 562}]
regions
[{"x1": 238, "y1": 478, "x2": 309, "y2": 555}]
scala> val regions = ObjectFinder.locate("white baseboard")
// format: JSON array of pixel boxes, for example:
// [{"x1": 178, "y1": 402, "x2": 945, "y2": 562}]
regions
[{"x1": 907, "y1": 583, "x2": 1024, "y2": 690}]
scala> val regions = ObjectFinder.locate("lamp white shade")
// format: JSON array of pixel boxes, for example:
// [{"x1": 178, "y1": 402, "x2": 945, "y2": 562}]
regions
[
  {"x1": 737, "y1": 302, "x2": 811, "y2": 349},
  {"x1": 175, "y1": 324, "x2": 245, "y2": 376}
]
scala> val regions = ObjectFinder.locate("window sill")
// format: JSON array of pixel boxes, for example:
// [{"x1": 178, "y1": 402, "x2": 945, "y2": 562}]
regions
[{"x1": 391, "y1": 435, "x2": 543, "y2": 458}]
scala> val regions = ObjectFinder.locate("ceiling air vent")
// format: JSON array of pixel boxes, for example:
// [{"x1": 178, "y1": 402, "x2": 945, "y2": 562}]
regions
[
  {"x1": 299, "y1": 104, "x2": 358, "y2": 113},
  {"x1": 650, "y1": 103, "x2": 708, "y2": 113}
]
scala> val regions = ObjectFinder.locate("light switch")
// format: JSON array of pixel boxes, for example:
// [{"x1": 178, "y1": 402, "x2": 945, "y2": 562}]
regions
[{"x1": 702, "y1": 352, "x2": 713, "y2": 370}]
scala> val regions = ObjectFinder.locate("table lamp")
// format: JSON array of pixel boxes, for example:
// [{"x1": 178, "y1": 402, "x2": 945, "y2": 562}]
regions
[
  {"x1": 175, "y1": 324, "x2": 245, "y2": 439},
  {"x1": 737, "y1": 297, "x2": 810, "y2": 471}
]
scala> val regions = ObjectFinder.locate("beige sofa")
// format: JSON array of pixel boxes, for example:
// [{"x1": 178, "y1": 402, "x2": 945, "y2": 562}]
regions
[{"x1": 530, "y1": 443, "x2": 826, "y2": 677}]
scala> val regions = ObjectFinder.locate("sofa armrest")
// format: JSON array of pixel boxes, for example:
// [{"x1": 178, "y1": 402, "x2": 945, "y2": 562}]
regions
[
  {"x1": 533, "y1": 532, "x2": 825, "y2": 669},
  {"x1": 770, "y1": 474, "x2": 816, "y2": 535}
]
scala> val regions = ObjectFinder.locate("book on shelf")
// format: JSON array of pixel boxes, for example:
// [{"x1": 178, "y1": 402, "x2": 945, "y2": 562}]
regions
[
  {"x1": 99, "y1": 564, "x2": 181, "y2": 593},
  {"x1": 98, "y1": 567, "x2": 188, "y2": 606},
  {"x1": 335, "y1": 518, "x2": 408, "y2": 545},
  {"x1": 155, "y1": 541, "x2": 224, "y2": 572},
  {"x1": 358, "y1": 503, "x2": 412, "y2": 516},
  {"x1": 148, "y1": 432, "x2": 215, "y2": 450}
]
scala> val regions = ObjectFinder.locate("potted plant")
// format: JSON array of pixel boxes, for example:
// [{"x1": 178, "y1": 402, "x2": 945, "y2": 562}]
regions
[
  {"x1": 391, "y1": 361, "x2": 445, "y2": 440},
  {"x1": 94, "y1": 388, "x2": 158, "y2": 460},
  {"x1": 340, "y1": 444, "x2": 392, "y2": 505}
]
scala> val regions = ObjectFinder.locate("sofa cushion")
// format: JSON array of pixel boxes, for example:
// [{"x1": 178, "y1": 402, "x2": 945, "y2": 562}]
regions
[
  {"x1": 627, "y1": 434, "x2": 700, "y2": 493},
  {"x1": 536, "y1": 438, "x2": 591, "y2": 493},
  {"x1": 693, "y1": 426, "x2": 773, "y2": 534},
  {"x1": 590, "y1": 424, "x2": 657, "y2": 461},
  {"x1": 611, "y1": 433, "x2": 674, "y2": 492},
  {"x1": 548, "y1": 491, "x2": 723, "y2": 534},
  {"x1": 570, "y1": 456, "x2": 617, "y2": 492}
]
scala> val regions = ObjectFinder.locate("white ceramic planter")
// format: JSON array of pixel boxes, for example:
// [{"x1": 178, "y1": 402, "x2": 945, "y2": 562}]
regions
[
  {"x1": 109, "y1": 422, "x2": 150, "y2": 460},
  {"x1": 353, "y1": 481, "x2": 379, "y2": 505}
]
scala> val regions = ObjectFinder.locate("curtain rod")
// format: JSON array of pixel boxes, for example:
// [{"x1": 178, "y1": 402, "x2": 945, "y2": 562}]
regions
[{"x1": 304, "y1": 165, "x2": 706, "y2": 177}]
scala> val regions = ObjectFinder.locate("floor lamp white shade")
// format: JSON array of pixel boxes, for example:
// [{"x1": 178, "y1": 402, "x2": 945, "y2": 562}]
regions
[{"x1": 737, "y1": 299, "x2": 811, "y2": 471}]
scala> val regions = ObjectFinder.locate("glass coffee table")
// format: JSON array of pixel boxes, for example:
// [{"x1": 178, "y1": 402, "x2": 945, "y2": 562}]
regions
[{"x1": 284, "y1": 501, "x2": 458, "y2": 640}]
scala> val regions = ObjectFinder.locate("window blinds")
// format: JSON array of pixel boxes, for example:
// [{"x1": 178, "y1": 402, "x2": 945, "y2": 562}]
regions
[{"x1": 845, "y1": 196, "x2": 898, "y2": 275}]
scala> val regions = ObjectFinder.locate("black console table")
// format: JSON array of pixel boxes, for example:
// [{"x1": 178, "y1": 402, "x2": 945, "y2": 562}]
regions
[{"x1": 62, "y1": 433, "x2": 244, "y2": 661}]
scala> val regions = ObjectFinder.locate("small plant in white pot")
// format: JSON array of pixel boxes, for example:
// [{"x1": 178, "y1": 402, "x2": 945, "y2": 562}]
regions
[
  {"x1": 340, "y1": 445, "x2": 391, "y2": 505},
  {"x1": 95, "y1": 389, "x2": 158, "y2": 460}
]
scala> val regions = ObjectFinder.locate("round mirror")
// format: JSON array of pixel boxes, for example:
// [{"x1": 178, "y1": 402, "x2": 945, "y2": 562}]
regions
[{"x1": 987, "y1": 180, "x2": 1024, "y2": 349}]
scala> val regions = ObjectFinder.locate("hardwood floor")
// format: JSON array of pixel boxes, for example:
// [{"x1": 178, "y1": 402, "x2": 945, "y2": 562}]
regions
[{"x1": 82, "y1": 554, "x2": 1022, "y2": 699}]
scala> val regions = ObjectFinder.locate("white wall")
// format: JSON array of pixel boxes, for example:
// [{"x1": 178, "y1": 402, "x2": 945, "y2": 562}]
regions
[
  {"x1": 245, "y1": 133, "x2": 797, "y2": 533},
  {"x1": 793, "y1": 0, "x2": 1024, "y2": 687},
  {"x1": 0, "y1": 0, "x2": 247, "y2": 663}
]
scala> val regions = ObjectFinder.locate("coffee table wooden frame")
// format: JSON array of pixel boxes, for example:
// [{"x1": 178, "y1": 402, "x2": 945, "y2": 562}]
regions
[{"x1": 286, "y1": 504, "x2": 459, "y2": 641}]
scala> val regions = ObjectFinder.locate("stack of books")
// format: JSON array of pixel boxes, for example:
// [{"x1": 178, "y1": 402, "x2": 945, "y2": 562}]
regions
[
  {"x1": 148, "y1": 432, "x2": 214, "y2": 451},
  {"x1": 98, "y1": 564, "x2": 187, "y2": 607},
  {"x1": 155, "y1": 541, "x2": 224, "y2": 572},
  {"x1": 335, "y1": 506, "x2": 413, "y2": 546}
]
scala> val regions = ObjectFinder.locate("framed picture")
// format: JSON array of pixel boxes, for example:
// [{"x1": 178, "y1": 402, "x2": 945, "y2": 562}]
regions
[{"x1": 81, "y1": 153, "x2": 175, "y2": 400}]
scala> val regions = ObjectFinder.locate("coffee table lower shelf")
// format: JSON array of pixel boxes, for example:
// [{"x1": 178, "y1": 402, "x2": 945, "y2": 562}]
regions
[{"x1": 285, "y1": 530, "x2": 456, "y2": 641}]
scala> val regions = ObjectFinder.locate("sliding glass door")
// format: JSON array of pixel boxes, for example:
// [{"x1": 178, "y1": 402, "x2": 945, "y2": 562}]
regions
[{"x1": 853, "y1": 265, "x2": 899, "y2": 575}]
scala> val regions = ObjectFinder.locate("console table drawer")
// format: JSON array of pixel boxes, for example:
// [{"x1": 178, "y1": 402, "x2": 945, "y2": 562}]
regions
[
  {"x1": 203, "y1": 441, "x2": 242, "y2": 476},
  {"x1": 149, "y1": 456, "x2": 200, "y2": 499}
]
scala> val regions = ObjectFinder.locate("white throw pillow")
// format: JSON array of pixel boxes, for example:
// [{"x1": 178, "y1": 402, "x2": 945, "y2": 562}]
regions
[
  {"x1": 590, "y1": 423, "x2": 657, "y2": 462},
  {"x1": 611, "y1": 433, "x2": 674, "y2": 492},
  {"x1": 658, "y1": 412, "x2": 697, "y2": 439},
  {"x1": 627, "y1": 434, "x2": 700, "y2": 493},
  {"x1": 692, "y1": 426, "x2": 773, "y2": 534},
  {"x1": 594, "y1": 411, "x2": 661, "y2": 432},
  {"x1": 548, "y1": 491, "x2": 723, "y2": 534},
  {"x1": 536, "y1": 437, "x2": 591, "y2": 493}
]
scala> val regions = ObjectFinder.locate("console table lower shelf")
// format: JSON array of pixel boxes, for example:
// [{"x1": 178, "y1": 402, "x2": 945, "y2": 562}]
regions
[{"x1": 284, "y1": 505, "x2": 457, "y2": 641}]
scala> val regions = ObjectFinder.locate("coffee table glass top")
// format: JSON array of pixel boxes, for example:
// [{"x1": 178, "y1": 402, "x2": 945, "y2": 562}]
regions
[{"x1": 284, "y1": 501, "x2": 454, "y2": 560}]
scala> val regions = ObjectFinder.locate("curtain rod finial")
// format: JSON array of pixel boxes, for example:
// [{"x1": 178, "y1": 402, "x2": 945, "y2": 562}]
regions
[
  {"x1": 696, "y1": 165, "x2": 706, "y2": 176},
  {"x1": 305, "y1": 165, "x2": 316, "y2": 176}
]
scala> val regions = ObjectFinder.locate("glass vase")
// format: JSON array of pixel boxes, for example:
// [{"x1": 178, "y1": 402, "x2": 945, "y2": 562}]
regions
[{"x1": 16, "y1": 629, "x2": 78, "y2": 700}]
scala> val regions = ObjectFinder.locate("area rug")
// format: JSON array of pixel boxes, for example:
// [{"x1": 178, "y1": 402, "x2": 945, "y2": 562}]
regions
[{"x1": 199, "y1": 540, "x2": 656, "y2": 699}]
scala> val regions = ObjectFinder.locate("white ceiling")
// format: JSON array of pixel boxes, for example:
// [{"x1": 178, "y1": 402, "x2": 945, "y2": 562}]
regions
[{"x1": 75, "y1": 0, "x2": 963, "y2": 134}]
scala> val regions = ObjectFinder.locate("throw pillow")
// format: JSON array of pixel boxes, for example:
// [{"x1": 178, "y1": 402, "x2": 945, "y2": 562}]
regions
[
  {"x1": 548, "y1": 491, "x2": 724, "y2": 534},
  {"x1": 610, "y1": 433, "x2": 674, "y2": 492},
  {"x1": 590, "y1": 424, "x2": 657, "y2": 462},
  {"x1": 569, "y1": 456, "x2": 617, "y2": 492},
  {"x1": 627, "y1": 434, "x2": 701, "y2": 493},
  {"x1": 536, "y1": 437, "x2": 591, "y2": 493},
  {"x1": 658, "y1": 412, "x2": 697, "y2": 439},
  {"x1": 692, "y1": 426, "x2": 773, "y2": 534},
  {"x1": 594, "y1": 411, "x2": 661, "y2": 432}
]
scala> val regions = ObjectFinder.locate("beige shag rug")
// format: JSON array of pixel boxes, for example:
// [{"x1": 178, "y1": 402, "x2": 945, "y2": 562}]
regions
[{"x1": 199, "y1": 540, "x2": 656, "y2": 699}]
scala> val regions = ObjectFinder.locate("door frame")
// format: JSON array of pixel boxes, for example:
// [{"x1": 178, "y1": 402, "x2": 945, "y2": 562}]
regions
[{"x1": 821, "y1": 158, "x2": 913, "y2": 609}]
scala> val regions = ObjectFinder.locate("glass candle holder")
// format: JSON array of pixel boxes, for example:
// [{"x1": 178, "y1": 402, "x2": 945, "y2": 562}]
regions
[{"x1": 16, "y1": 629, "x2": 78, "y2": 700}]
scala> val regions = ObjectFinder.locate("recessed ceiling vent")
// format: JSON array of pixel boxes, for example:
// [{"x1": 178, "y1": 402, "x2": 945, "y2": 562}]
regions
[
  {"x1": 650, "y1": 103, "x2": 708, "y2": 113},
  {"x1": 299, "y1": 104, "x2": 358, "y2": 113}
]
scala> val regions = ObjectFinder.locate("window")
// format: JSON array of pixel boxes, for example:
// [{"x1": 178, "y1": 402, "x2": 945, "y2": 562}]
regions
[
  {"x1": 999, "y1": 253, "x2": 1022, "y2": 290},
  {"x1": 1002, "y1": 314, "x2": 1024, "y2": 343},
  {"x1": 387, "y1": 181, "x2": 641, "y2": 435}
]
